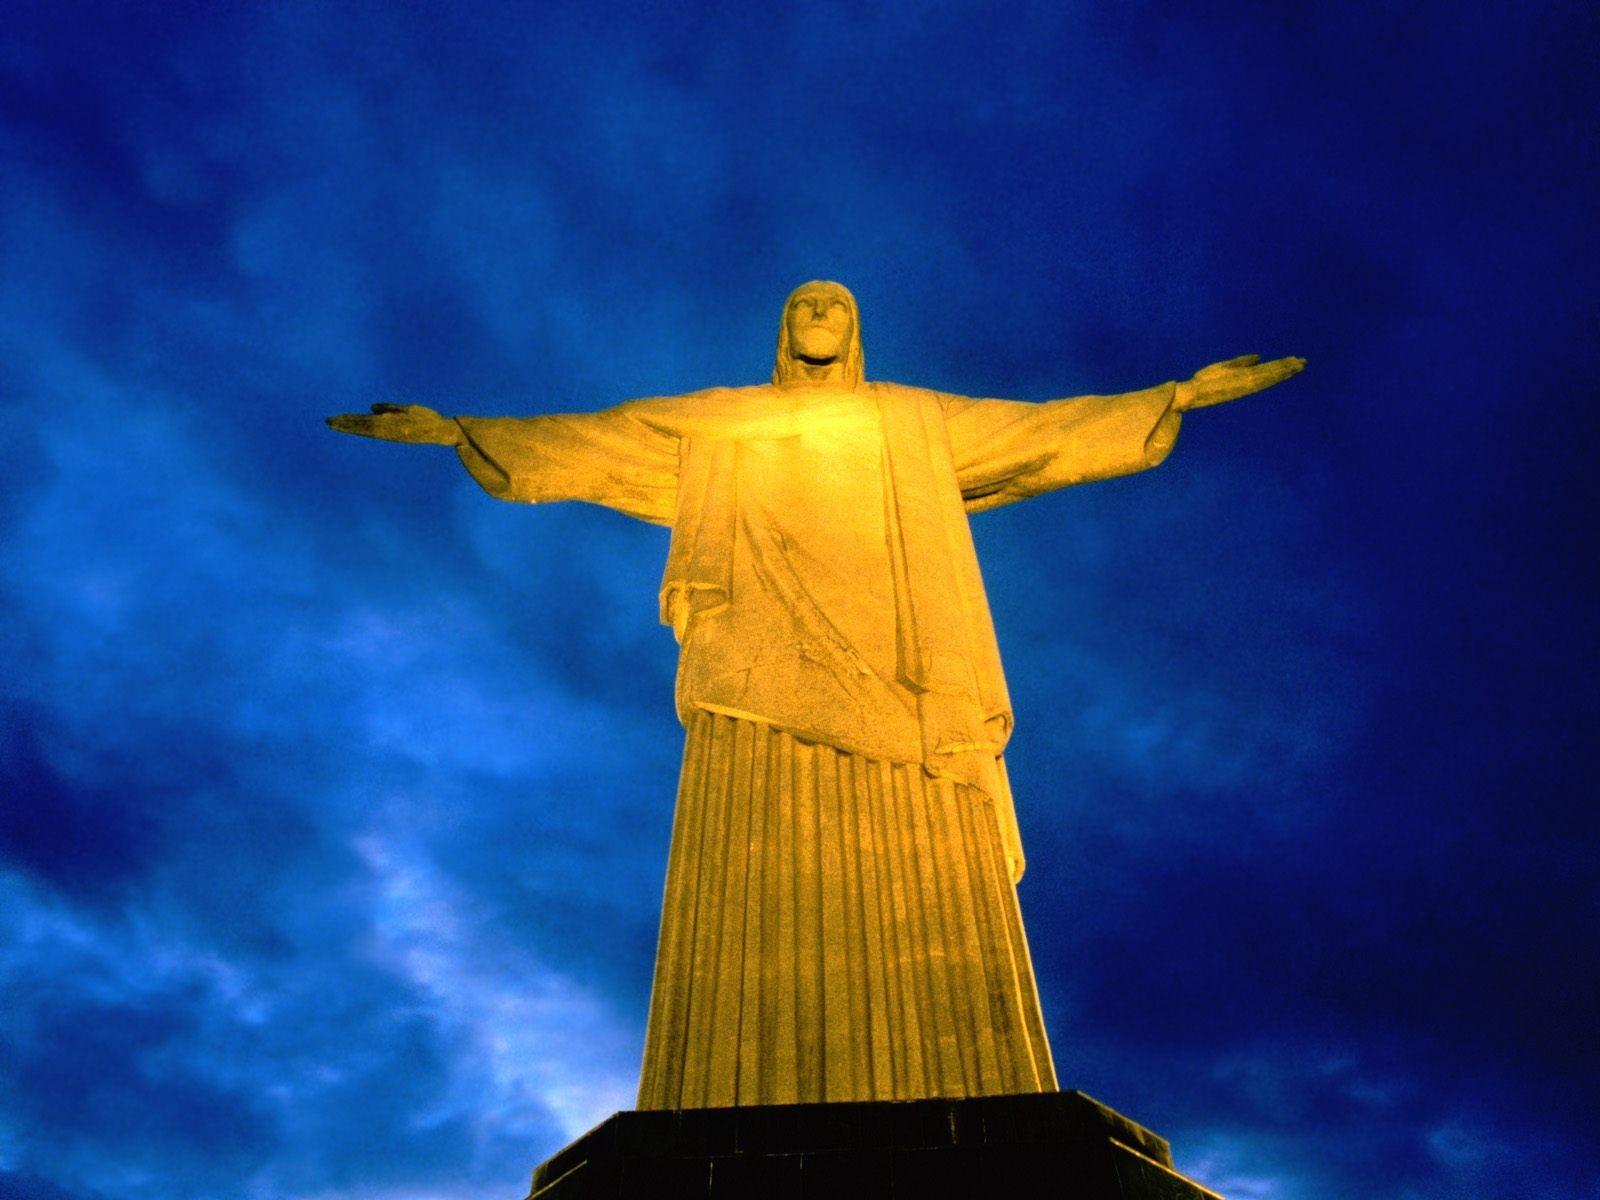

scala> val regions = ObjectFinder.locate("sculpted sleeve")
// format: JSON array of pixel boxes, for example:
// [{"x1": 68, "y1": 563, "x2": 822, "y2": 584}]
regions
[
  {"x1": 941, "y1": 383, "x2": 1183, "y2": 513},
  {"x1": 453, "y1": 400, "x2": 681, "y2": 525}
]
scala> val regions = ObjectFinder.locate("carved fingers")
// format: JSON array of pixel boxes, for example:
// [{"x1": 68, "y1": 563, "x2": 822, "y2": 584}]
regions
[
  {"x1": 1194, "y1": 354, "x2": 1260, "y2": 380},
  {"x1": 1184, "y1": 355, "x2": 1305, "y2": 410},
  {"x1": 325, "y1": 403, "x2": 459, "y2": 445}
]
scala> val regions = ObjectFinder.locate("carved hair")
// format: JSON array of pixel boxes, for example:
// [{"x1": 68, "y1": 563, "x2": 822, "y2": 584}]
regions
[{"x1": 772, "y1": 280, "x2": 865, "y2": 386}]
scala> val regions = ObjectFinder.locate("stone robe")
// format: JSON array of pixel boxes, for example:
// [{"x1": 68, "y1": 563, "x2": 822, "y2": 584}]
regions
[{"x1": 452, "y1": 377, "x2": 1182, "y2": 1107}]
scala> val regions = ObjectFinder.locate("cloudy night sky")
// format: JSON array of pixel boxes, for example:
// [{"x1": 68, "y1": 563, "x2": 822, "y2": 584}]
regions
[{"x1": 1, "y1": 2, "x2": 1596, "y2": 1198}]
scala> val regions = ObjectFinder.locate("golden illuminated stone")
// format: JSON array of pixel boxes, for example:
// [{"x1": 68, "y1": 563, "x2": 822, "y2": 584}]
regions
[{"x1": 327, "y1": 282, "x2": 1302, "y2": 1110}]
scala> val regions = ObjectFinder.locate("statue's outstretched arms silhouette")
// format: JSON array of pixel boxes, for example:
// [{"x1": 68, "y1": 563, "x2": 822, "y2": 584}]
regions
[
  {"x1": 327, "y1": 400, "x2": 682, "y2": 525},
  {"x1": 942, "y1": 355, "x2": 1302, "y2": 512}
]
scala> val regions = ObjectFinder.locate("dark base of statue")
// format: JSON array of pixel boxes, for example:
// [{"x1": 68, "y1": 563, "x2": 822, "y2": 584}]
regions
[{"x1": 526, "y1": 1090, "x2": 1220, "y2": 1199}]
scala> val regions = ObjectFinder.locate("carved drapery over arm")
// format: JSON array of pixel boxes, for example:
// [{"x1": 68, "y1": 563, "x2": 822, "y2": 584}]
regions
[
  {"x1": 453, "y1": 401, "x2": 681, "y2": 525},
  {"x1": 941, "y1": 383, "x2": 1182, "y2": 513}
]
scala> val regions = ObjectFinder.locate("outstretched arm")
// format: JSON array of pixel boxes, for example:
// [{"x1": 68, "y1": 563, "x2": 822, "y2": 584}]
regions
[
  {"x1": 942, "y1": 354, "x2": 1302, "y2": 512},
  {"x1": 326, "y1": 401, "x2": 680, "y2": 525}
]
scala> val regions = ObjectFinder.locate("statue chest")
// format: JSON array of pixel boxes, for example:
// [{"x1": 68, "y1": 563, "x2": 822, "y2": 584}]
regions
[{"x1": 732, "y1": 397, "x2": 887, "y2": 542}]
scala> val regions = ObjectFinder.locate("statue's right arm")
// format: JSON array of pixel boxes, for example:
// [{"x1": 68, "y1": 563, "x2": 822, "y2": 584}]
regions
[
  {"x1": 938, "y1": 385, "x2": 1184, "y2": 513},
  {"x1": 939, "y1": 353, "x2": 1301, "y2": 512},
  {"x1": 326, "y1": 400, "x2": 681, "y2": 525}
]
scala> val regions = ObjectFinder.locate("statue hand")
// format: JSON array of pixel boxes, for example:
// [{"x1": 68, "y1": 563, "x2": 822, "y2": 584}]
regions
[
  {"x1": 325, "y1": 403, "x2": 459, "y2": 445},
  {"x1": 1177, "y1": 355, "x2": 1305, "y2": 411}
]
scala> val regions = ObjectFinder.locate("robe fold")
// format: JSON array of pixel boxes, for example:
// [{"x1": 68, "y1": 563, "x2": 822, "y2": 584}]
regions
[{"x1": 453, "y1": 376, "x2": 1181, "y2": 1107}]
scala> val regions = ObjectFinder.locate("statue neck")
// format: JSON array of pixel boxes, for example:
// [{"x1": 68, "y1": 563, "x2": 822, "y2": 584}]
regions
[{"x1": 777, "y1": 355, "x2": 857, "y2": 387}]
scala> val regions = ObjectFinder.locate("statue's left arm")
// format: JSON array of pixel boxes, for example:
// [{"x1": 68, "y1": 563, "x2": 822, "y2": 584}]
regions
[
  {"x1": 942, "y1": 354, "x2": 1303, "y2": 512},
  {"x1": 327, "y1": 398, "x2": 682, "y2": 525},
  {"x1": 451, "y1": 401, "x2": 680, "y2": 524}
]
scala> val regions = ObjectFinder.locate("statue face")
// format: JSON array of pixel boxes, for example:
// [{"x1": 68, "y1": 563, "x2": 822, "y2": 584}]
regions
[{"x1": 785, "y1": 289, "x2": 855, "y2": 364}]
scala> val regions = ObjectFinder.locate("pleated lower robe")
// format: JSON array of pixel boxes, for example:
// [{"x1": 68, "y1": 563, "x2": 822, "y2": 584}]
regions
[{"x1": 637, "y1": 710, "x2": 1057, "y2": 1110}]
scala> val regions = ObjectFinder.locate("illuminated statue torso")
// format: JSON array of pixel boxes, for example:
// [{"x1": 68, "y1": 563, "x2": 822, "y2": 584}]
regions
[{"x1": 669, "y1": 384, "x2": 923, "y2": 757}]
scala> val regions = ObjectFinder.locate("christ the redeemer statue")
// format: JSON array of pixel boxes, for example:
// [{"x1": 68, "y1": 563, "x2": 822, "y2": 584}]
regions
[{"x1": 329, "y1": 281, "x2": 1302, "y2": 1113}]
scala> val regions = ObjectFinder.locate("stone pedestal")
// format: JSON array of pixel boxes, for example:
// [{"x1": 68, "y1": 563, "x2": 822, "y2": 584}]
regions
[{"x1": 526, "y1": 1090, "x2": 1221, "y2": 1199}]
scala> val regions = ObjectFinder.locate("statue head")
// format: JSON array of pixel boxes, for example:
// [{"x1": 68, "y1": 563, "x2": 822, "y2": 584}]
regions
[{"x1": 773, "y1": 280, "x2": 864, "y2": 386}]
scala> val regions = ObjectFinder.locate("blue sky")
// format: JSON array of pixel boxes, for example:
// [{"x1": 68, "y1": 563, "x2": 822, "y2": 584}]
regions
[{"x1": 1, "y1": 2, "x2": 1595, "y2": 1197}]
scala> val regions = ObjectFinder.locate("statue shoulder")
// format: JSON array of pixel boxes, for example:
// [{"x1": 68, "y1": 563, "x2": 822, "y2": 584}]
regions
[
  {"x1": 667, "y1": 383, "x2": 772, "y2": 405},
  {"x1": 867, "y1": 380, "x2": 953, "y2": 409},
  {"x1": 620, "y1": 383, "x2": 777, "y2": 437}
]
